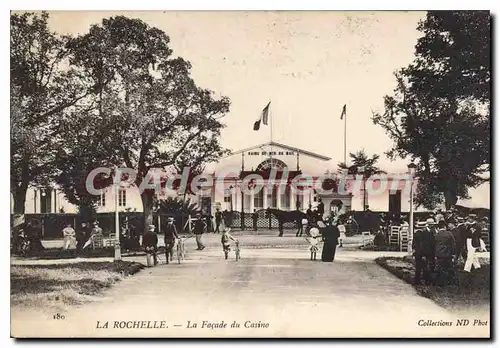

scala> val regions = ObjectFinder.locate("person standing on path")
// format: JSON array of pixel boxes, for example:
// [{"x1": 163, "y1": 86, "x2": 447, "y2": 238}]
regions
[
  {"x1": 464, "y1": 214, "x2": 487, "y2": 272},
  {"x1": 317, "y1": 198, "x2": 325, "y2": 221},
  {"x1": 412, "y1": 221, "x2": 435, "y2": 285},
  {"x1": 252, "y1": 209, "x2": 258, "y2": 231},
  {"x1": 164, "y1": 217, "x2": 179, "y2": 264},
  {"x1": 193, "y1": 214, "x2": 206, "y2": 250},
  {"x1": 321, "y1": 219, "x2": 340, "y2": 262},
  {"x1": 434, "y1": 220, "x2": 457, "y2": 286},
  {"x1": 76, "y1": 222, "x2": 89, "y2": 254},
  {"x1": 143, "y1": 224, "x2": 159, "y2": 266},
  {"x1": 215, "y1": 208, "x2": 222, "y2": 233},
  {"x1": 337, "y1": 217, "x2": 347, "y2": 247}
]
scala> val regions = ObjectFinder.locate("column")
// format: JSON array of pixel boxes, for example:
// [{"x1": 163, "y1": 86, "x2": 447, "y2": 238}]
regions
[
  {"x1": 263, "y1": 184, "x2": 268, "y2": 209},
  {"x1": 250, "y1": 189, "x2": 255, "y2": 213},
  {"x1": 276, "y1": 184, "x2": 281, "y2": 210},
  {"x1": 290, "y1": 186, "x2": 296, "y2": 210},
  {"x1": 233, "y1": 185, "x2": 239, "y2": 212},
  {"x1": 231, "y1": 186, "x2": 236, "y2": 211}
]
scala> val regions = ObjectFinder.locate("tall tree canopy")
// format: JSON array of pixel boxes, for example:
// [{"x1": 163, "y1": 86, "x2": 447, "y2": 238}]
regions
[
  {"x1": 10, "y1": 12, "x2": 90, "y2": 216},
  {"x1": 372, "y1": 11, "x2": 490, "y2": 209},
  {"x1": 67, "y1": 16, "x2": 230, "y2": 230}
]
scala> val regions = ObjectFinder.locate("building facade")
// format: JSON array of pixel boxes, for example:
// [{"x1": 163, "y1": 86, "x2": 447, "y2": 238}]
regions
[{"x1": 14, "y1": 141, "x2": 417, "y2": 218}]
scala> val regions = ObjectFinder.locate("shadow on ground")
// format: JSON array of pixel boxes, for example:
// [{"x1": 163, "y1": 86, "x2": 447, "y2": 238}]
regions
[{"x1": 375, "y1": 256, "x2": 490, "y2": 312}]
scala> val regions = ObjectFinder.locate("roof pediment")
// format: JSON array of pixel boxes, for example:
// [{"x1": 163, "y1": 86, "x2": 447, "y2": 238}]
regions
[{"x1": 227, "y1": 141, "x2": 331, "y2": 161}]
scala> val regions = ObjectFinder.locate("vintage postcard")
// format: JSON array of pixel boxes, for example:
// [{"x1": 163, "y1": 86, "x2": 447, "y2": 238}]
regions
[{"x1": 10, "y1": 10, "x2": 490, "y2": 338}]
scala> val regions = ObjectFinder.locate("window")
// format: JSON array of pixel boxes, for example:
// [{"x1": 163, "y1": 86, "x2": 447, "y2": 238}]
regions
[
  {"x1": 280, "y1": 185, "x2": 291, "y2": 209},
  {"x1": 224, "y1": 188, "x2": 232, "y2": 202},
  {"x1": 97, "y1": 192, "x2": 106, "y2": 207},
  {"x1": 278, "y1": 151, "x2": 284, "y2": 155},
  {"x1": 254, "y1": 188, "x2": 264, "y2": 209},
  {"x1": 295, "y1": 194, "x2": 302, "y2": 210},
  {"x1": 256, "y1": 158, "x2": 287, "y2": 171},
  {"x1": 118, "y1": 189, "x2": 127, "y2": 207},
  {"x1": 267, "y1": 185, "x2": 277, "y2": 208}
]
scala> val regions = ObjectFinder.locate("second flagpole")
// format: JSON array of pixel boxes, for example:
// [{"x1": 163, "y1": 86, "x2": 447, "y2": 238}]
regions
[
  {"x1": 270, "y1": 100, "x2": 273, "y2": 159},
  {"x1": 343, "y1": 105, "x2": 347, "y2": 165}
]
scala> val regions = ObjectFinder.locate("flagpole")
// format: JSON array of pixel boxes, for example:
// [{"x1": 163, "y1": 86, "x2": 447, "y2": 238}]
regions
[
  {"x1": 269, "y1": 100, "x2": 273, "y2": 160},
  {"x1": 343, "y1": 105, "x2": 347, "y2": 165}
]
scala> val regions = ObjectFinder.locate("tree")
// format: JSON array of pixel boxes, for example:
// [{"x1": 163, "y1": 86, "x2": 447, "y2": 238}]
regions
[
  {"x1": 337, "y1": 150, "x2": 386, "y2": 176},
  {"x1": 54, "y1": 104, "x2": 121, "y2": 222},
  {"x1": 408, "y1": 11, "x2": 490, "y2": 104},
  {"x1": 69, "y1": 16, "x2": 230, "y2": 233},
  {"x1": 337, "y1": 150, "x2": 386, "y2": 211},
  {"x1": 10, "y1": 12, "x2": 92, "y2": 217},
  {"x1": 372, "y1": 11, "x2": 490, "y2": 209}
]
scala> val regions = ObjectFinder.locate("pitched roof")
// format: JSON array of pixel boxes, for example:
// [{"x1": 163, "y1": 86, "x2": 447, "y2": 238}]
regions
[{"x1": 228, "y1": 141, "x2": 331, "y2": 161}]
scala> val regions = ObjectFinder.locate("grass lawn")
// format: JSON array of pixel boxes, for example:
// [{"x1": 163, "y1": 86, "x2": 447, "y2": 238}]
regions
[
  {"x1": 11, "y1": 261, "x2": 143, "y2": 313},
  {"x1": 376, "y1": 256, "x2": 490, "y2": 312}
]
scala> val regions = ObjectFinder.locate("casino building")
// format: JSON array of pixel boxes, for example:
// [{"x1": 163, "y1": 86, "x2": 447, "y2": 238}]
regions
[{"x1": 16, "y1": 141, "x2": 414, "y2": 219}]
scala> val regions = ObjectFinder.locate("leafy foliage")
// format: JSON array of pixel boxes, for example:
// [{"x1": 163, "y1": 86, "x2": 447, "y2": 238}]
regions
[
  {"x1": 372, "y1": 11, "x2": 490, "y2": 209},
  {"x1": 337, "y1": 150, "x2": 386, "y2": 176},
  {"x1": 66, "y1": 16, "x2": 230, "y2": 230},
  {"x1": 157, "y1": 197, "x2": 200, "y2": 215}
]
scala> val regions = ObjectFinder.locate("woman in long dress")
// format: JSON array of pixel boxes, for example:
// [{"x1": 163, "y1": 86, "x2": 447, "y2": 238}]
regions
[{"x1": 322, "y1": 220, "x2": 340, "y2": 262}]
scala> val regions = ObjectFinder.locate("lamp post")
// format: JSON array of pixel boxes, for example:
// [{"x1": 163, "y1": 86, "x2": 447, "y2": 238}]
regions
[
  {"x1": 407, "y1": 163, "x2": 417, "y2": 244},
  {"x1": 114, "y1": 168, "x2": 122, "y2": 262},
  {"x1": 358, "y1": 166, "x2": 366, "y2": 211},
  {"x1": 229, "y1": 185, "x2": 234, "y2": 211}
]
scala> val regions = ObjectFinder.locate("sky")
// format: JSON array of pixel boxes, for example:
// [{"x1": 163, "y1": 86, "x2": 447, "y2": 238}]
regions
[{"x1": 40, "y1": 11, "x2": 490, "y2": 207}]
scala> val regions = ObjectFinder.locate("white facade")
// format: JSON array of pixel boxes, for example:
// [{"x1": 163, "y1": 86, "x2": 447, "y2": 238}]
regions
[{"x1": 13, "y1": 141, "x2": 426, "y2": 217}]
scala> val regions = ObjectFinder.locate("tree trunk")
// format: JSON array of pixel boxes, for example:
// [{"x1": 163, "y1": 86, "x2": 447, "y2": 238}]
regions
[
  {"x1": 12, "y1": 185, "x2": 28, "y2": 231},
  {"x1": 444, "y1": 190, "x2": 458, "y2": 210},
  {"x1": 141, "y1": 193, "x2": 154, "y2": 235},
  {"x1": 13, "y1": 187, "x2": 27, "y2": 215}
]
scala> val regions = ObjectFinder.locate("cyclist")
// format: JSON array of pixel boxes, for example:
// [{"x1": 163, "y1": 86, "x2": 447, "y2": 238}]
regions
[
  {"x1": 164, "y1": 217, "x2": 179, "y2": 264},
  {"x1": 221, "y1": 228, "x2": 238, "y2": 260}
]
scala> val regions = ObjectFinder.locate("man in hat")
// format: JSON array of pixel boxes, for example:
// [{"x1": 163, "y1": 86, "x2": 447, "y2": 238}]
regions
[
  {"x1": 412, "y1": 221, "x2": 435, "y2": 285},
  {"x1": 451, "y1": 215, "x2": 468, "y2": 264},
  {"x1": 214, "y1": 208, "x2": 223, "y2": 233},
  {"x1": 434, "y1": 220, "x2": 457, "y2": 285},
  {"x1": 317, "y1": 197, "x2": 325, "y2": 221},
  {"x1": 480, "y1": 216, "x2": 490, "y2": 250},
  {"x1": 143, "y1": 224, "x2": 159, "y2": 266},
  {"x1": 76, "y1": 222, "x2": 90, "y2": 253},
  {"x1": 193, "y1": 213, "x2": 206, "y2": 250},
  {"x1": 464, "y1": 214, "x2": 487, "y2": 272},
  {"x1": 164, "y1": 217, "x2": 179, "y2": 264}
]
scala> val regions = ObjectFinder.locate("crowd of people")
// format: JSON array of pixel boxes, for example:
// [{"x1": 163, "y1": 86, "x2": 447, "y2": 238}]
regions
[
  {"x1": 410, "y1": 212, "x2": 489, "y2": 286},
  {"x1": 12, "y1": 204, "x2": 489, "y2": 280}
]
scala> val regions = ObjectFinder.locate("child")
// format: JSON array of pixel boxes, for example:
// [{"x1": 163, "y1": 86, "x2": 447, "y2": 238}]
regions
[
  {"x1": 221, "y1": 228, "x2": 238, "y2": 260},
  {"x1": 337, "y1": 218, "x2": 347, "y2": 247},
  {"x1": 306, "y1": 227, "x2": 321, "y2": 260}
]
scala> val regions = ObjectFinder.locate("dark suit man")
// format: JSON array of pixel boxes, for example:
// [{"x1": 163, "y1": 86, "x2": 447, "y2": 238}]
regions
[
  {"x1": 412, "y1": 221, "x2": 436, "y2": 285},
  {"x1": 215, "y1": 209, "x2": 222, "y2": 233},
  {"x1": 434, "y1": 220, "x2": 457, "y2": 285},
  {"x1": 252, "y1": 209, "x2": 258, "y2": 231},
  {"x1": 143, "y1": 225, "x2": 159, "y2": 266},
  {"x1": 317, "y1": 198, "x2": 325, "y2": 221}
]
